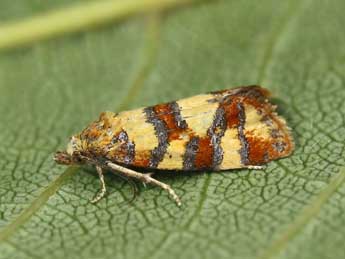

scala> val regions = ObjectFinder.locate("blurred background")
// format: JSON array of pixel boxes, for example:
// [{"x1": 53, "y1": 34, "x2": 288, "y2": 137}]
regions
[{"x1": 0, "y1": 1, "x2": 345, "y2": 259}]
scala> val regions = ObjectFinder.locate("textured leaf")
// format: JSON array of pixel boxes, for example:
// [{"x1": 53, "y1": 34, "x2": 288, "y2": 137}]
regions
[{"x1": 1, "y1": 0, "x2": 345, "y2": 259}]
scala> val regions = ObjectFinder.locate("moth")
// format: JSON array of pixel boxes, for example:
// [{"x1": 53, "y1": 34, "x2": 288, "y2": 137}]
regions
[{"x1": 54, "y1": 86, "x2": 294, "y2": 206}]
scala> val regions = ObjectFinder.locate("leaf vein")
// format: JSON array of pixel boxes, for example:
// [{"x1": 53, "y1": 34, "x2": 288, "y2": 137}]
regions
[
  {"x1": 0, "y1": 0, "x2": 198, "y2": 51},
  {"x1": 0, "y1": 166, "x2": 78, "y2": 243},
  {"x1": 258, "y1": 167, "x2": 345, "y2": 259},
  {"x1": 257, "y1": 0, "x2": 309, "y2": 85}
]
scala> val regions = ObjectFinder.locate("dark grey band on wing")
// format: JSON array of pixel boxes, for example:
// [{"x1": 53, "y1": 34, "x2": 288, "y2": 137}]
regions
[
  {"x1": 124, "y1": 141, "x2": 135, "y2": 164},
  {"x1": 144, "y1": 106, "x2": 169, "y2": 168},
  {"x1": 169, "y1": 101, "x2": 188, "y2": 129},
  {"x1": 183, "y1": 136, "x2": 200, "y2": 170},
  {"x1": 207, "y1": 106, "x2": 227, "y2": 169},
  {"x1": 237, "y1": 102, "x2": 249, "y2": 165},
  {"x1": 111, "y1": 130, "x2": 136, "y2": 164}
]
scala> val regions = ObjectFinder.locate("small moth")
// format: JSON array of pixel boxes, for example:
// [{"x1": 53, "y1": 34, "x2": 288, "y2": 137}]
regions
[{"x1": 54, "y1": 86, "x2": 294, "y2": 206}]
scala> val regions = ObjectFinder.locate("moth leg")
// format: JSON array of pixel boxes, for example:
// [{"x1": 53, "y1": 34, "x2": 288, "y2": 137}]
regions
[
  {"x1": 105, "y1": 161, "x2": 181, "y2": 206},
  {"x1": 90, "y1": 165, "x2": 107, "y2": 203},
  {"x1": 141, "y1": 172, "x2": 154, "y2": 188},
  {"x1": 115, "y1": 173, "x2": 139, "y2": 204}
]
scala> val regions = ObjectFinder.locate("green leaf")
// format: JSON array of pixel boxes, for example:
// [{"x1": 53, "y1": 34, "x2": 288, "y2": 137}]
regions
[{"x1": 1, "y1": 0, "x2": 345, "y2": 259}]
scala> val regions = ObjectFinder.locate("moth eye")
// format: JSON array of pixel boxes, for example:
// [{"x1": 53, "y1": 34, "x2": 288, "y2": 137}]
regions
[{"x1": 72, "y1": 154, "x2": 83, "y2": 163}]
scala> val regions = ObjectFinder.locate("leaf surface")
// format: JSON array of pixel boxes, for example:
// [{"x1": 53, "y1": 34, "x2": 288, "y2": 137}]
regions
[{"x1": 1, "y1": 1, "x2": 345, "y2": 259}]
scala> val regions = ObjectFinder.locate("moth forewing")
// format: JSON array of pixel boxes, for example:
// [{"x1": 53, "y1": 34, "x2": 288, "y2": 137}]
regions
[{"x1": 54, "y1": 85, "x2": 294, "y2": 206}]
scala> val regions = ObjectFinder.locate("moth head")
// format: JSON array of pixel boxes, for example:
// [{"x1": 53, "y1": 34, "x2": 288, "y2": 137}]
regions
[{"x1": 54, "y1": 136, "x2": 85, "y2": 165}]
